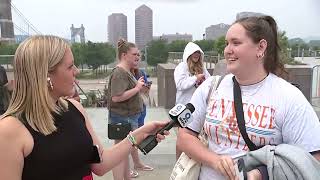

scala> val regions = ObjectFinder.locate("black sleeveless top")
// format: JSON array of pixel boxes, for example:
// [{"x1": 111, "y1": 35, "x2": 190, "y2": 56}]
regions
[{"x1": 22, "y1": 101, "x2": 94, "y2": 180}]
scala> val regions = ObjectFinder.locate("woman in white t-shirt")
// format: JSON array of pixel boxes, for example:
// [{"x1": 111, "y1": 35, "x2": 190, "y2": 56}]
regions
[{"x1": 177, "y1": 16, "x2": 320, "y2": 180}]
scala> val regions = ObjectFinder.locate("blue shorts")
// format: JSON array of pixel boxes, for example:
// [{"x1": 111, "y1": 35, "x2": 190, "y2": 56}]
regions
[
  {"x1": 109, "y1": 112, "x2": 141, "y2": 130},
  {"x1": 138, "y1": 105, "x2": 147, "y2": 127}
]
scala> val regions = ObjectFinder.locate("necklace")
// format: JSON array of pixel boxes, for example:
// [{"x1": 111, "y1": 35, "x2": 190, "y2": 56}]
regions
[
  {"x1": 240, "y1": 74, "x2": 269, "y2": 100},
  {"x1": 239, "y1": 73, "x2": 269, "y2": 86}
]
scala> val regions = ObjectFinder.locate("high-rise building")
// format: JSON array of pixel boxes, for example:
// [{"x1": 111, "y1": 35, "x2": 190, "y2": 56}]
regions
[
  {"x1": 108, "y1": 13, "x2": 127, "y2": 47},
  {"x1": 236, "y1": 12, "x2": 265, "y2": 20},
  {"x1": 205, "y1": 23, "x2": 230, "y2": 40},
  {"x1": 135, "y1": 4, "x2": 153, "y2": 50},
  {"x1": 0, "y1": 0, "x2": 15, "y2": 43}
]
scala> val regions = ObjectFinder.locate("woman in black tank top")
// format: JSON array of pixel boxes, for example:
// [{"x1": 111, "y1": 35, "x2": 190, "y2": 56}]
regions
[{"x1": 0, "y1": 36, "x2": 169, "y2": 180}]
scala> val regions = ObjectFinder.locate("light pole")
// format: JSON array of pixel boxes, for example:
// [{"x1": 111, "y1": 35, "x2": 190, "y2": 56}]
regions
[
  {"x1": 287, "y1": 48, "x2": 292, "y2": 58},
  {"x1": 144, "y1": 45, "x2": 148, "y2": 65}
]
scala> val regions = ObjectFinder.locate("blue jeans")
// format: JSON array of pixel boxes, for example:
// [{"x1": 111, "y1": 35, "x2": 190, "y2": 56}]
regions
[
  {"x1": 109, "y1": 112, "x2": 141, "y2": 130},
  {"x1": 138, "y1": 105, "x2": 147, "y2": 127}
]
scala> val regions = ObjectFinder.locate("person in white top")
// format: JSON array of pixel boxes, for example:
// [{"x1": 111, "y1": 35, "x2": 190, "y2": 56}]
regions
[
  {"x1": 174, "y1": 42, "x2": 210, "y2": 105},
  {"x1": 177, "y1": 16, "x2": 320, "y2": 180},
  {"x1": 174, "y1": 42, "x2": 210, "y2": 159}
]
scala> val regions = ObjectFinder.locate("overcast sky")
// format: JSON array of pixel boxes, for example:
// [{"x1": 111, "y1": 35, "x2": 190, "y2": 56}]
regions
[{"x1": 11, "y1": 0, "x2": 320, "y2": 43}]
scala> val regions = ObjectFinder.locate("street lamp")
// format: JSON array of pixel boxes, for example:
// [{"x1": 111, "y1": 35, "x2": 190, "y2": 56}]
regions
[
  {"x1": 144, "y1": 45, "x2": 148, "y2": 64},
  {"x1": 287, "y1": 48, "x2": 292, "y2": 58}
]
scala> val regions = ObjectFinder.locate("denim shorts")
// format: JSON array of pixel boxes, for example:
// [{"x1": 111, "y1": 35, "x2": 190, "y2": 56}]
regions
[{"x1": 109, "y1": 112, "x2": 141, "y2": 130}]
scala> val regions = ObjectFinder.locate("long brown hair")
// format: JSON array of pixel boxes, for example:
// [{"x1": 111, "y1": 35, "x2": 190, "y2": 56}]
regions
[
  {"x1": 187, "y1": 52, "x2": 204, "y2": 75},
  {"x1": 235, "y1": 16, "x2": 286, "y2": 77}
]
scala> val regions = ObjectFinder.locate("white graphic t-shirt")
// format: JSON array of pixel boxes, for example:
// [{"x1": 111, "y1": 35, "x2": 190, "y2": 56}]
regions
[{"x1": 188, "y1": 74, "x2": 320, "y2": 180}]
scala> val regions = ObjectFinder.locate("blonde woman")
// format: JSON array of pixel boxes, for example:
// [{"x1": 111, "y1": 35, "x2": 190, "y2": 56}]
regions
[
  {"x1": 174, "y1": 42, "x2": 210, "y2": 159},
  {"x1": 0, "y1": 35, "x2": 169, "y2": 180}
]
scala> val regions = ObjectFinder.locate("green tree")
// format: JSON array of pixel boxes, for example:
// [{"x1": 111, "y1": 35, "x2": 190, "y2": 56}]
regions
[
  {"x1": 85, "y1": 42, "x2": 115, "y2": 75},
  {"x1": 0, "y1": 43, "x2": 18, "y2": 55},
  {"x1": 146, "y1": 40, "x2": 169, "y2": 66},
  {"x1": 0, "y1": 43, "x2": 18, "y2": 65},
  {"x1": 167, "y1": 40, "x2": 188, "y2": 52},
  {"x1": 194, "y1": 40, "x2": 215, "y2": 51},
  {"x1": 278, "y1": 31, "x2": 292, "y2": 64},
  {"x1": 71, "y1": 43, "x2": 87, "y2": 71},
  {"x1": 214, "y1": 36, "x2": 226, "y2": 55}
]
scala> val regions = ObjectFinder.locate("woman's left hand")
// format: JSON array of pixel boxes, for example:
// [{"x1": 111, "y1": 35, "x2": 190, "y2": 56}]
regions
[{"x1": 132, "y1": 121, "x2": 170, "y2": 144}]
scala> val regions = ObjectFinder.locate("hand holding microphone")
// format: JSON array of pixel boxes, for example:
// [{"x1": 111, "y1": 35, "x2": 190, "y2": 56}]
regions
[{"x1": 137, "y1": 103, "x2": 195, "y2": 155}]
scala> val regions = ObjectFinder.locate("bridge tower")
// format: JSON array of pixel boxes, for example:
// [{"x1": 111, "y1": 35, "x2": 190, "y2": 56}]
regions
[
  {"x1": 70, "y1": 24, "x2": 85, "y2": 43},
  {"x1": 0, "y1": 0, "x2": 15, "y2": 43}
]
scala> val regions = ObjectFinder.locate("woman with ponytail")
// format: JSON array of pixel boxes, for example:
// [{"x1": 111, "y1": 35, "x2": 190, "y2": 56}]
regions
[{"x1": 177, "y1": 16, "x2": 320, "y2": 180}]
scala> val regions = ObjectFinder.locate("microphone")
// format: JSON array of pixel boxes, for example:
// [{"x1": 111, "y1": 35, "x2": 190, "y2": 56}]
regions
[{"x1": 138, "y1": 103, "x2": 195, "y2": 155}]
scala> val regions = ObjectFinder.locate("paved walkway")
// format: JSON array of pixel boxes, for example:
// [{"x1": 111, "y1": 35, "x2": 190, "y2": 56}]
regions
[{"x1": 86, "y1": 107, "x2": 176, "y2": 180}]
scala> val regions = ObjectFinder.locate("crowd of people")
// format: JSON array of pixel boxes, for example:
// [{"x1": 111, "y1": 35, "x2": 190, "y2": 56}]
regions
[{"x1": 0, "y1": 15, "x2": 320, "y2": 180}]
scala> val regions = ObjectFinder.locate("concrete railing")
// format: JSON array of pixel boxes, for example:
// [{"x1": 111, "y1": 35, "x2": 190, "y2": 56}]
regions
[{"x1": 158, "y1": 61, "x2": 316, "y2": 109}]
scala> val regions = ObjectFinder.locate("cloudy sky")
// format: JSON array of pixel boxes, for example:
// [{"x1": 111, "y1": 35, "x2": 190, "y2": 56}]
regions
[{"x1": 11, "y1": 0, "x2": 320, "y2": 42}]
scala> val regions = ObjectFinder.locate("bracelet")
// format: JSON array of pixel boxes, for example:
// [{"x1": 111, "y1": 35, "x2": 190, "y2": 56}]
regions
[{"x1": 127, "y1": 131, "x2": 138, "y2": 148}]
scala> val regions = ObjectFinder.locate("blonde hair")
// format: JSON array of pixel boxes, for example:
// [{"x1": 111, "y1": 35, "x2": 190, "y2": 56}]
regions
[
  {"x1": 1, "y1": 35, "x2": 69, "y2": 135},
  {"x1": 117, "y1": 38, "x2": 136, "y2": 60},
  {"x1": 187, "y1": 53, "x2": 204, "y2": 75}
]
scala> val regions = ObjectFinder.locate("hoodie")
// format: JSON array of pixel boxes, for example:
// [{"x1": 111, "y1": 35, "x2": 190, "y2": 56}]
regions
[
  {"x1": 243, "y1": 144, "x2": 320, "y2": 180},
  {"x1": 174, "y1": 42, "x2": 210, "y2": 105}
]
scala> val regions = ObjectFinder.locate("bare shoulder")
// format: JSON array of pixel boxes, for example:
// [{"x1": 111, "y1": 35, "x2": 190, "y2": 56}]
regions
[
  {"x1": 0, "y1": 116, "x2": 27, "y2": 138},
  {"x1": 0, "y1": 116, "x2": 33, "y2": 178},
  {"x1": 0, "y1": 116, "x2": 33, "y2": 155},
  {"x1": 0, "y1": 116, "x2": 33, "y2": 146}
]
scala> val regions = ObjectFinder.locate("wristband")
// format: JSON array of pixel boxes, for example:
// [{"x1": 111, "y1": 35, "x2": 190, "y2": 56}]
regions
[{"x1": 127, "y1": 131, "x2": 138, "y2": 148}]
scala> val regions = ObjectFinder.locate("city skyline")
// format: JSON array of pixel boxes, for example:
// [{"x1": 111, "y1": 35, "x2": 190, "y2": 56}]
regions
[{"x1": 10, "y1": 0, "x2": 320, "y2": 43}]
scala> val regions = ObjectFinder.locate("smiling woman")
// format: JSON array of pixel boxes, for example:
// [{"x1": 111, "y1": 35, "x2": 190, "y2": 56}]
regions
[{"x1": 177, "y1": 16, "x2": 320, "y2": 180}]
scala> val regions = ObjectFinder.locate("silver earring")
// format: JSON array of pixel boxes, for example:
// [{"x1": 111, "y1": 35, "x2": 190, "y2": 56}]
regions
[
  {"x1": 257, "y1": 53, "x2": 264, "y2": 59},
  {"x1": 47, "y1": 77, "x2": 53, "y2": 90}
]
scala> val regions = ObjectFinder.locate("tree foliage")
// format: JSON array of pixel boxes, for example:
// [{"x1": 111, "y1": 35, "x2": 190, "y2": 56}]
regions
[
  {"x1": 214, "y1": 36, "x2": 226, "y2": 55},
  {"x1": 0, "y1": 43, "x2": 18, "y2": 55},
  {"x1": 146, "y1": 40, "x2": 168, "y2": 66},
  {"x1": 71, "y1": 43, "x2": 87, "y2": 69},
  {"x1": 85, "y1": 41, "x2": 115, "y2": 70},
  {"x1": 71, "y1": 42, "x2": 115, "y2": 71},
  {"x1": 194, "y1": 39, "x2": 215, "y2": 52},
  {"x1": 167, "y1": 40, "x2": 188, "y2": 52}
]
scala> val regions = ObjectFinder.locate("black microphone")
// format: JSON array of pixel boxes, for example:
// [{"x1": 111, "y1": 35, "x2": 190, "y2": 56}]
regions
[{"x1": 138, "y1": 103, "x2": 195, "y2": 155}]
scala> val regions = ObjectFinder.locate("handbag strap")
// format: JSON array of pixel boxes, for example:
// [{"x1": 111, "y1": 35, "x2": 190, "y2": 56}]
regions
[
  {"x1": 199, "y1": 75, "x2": 224, "y2": 145},
  {"x1": 232, "y1": 76, "x2": 258, "y2": 151},
  {"x1": 206, "y1": 75, "x2": 223, "y2": 104}
]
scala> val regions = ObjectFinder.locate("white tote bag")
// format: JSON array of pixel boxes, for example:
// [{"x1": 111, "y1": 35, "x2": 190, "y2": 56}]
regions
[
  {"x1": 169, "y1": 151, "x2": 201, "y2": 180},
  {"x1": 169, "y1": 76, "x2": 222, "y2": 180}
]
